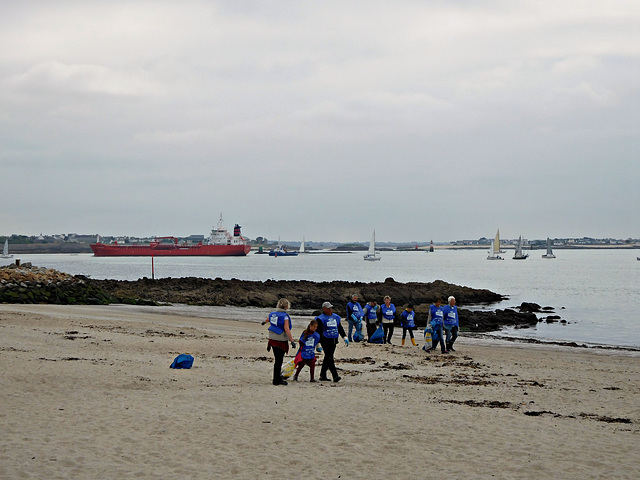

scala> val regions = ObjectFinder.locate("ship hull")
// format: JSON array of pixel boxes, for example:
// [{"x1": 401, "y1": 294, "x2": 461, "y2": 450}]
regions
[{"x1": 90, "y1": 243, "x2": 251, "y2": 257}]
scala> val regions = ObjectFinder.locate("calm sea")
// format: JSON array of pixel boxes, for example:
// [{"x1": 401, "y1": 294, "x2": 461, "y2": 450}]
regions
[{"x1": 3, "y1": 249, "x2": 639, "y2": 348}]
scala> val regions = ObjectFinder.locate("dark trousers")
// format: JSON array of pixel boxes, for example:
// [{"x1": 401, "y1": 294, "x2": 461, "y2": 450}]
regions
[
  {"x1": 446, "y1": 326, "x2": 459, "y2": 348},
  {"x1": 366, "y1": 322, "x2": 377, "y2": 340},
  {"x1": 432, "y1": 326, "x2": 446, "y2": 352},
  {"x1": 382, "y1": 323, "x2": 394, "y2": 343},
  {"x1": 272, "y1": 346, "x2": 285, "y2": 381},
  {"x1": 320, "y1": 339, "x2": 338, "y2": 380},
  {"x1": 402, "y1": 327, "x2": 415, "y2": 340}
]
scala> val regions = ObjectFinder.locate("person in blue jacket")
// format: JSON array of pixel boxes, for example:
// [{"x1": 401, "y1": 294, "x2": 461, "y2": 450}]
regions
[
  {"x1": 363, "y1": 300, "x2": 380, "y2": 341},
  {"x1": 428, "y1": 296, "x2": 447, "y2": 353},
  {"x1": 316, "y1": 301, "x2": 348, "y2": 382},
  {"x1": 380, "y1": 295, "x2": 396, "y2": 344},
  {"x1": 261, "y1": 298, "x2": 297, "y2": 385},
  {"x1": 443, "y1": 296, "x2": 459, "y2": 352},
  {"x1": 346, "y1": 294, "x2": 365, "y2": 342},
  {"x1": 400, "y1": 304, "x2": 417, "y2": 346},
  {"x1": 293, "y1": 320, "x2": 321, "y2": 382}
]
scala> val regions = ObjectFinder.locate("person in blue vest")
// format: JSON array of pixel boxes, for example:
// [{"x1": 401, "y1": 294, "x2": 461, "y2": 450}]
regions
[
  {"x1": 293, "y1": 319, "x2": 321, "y2": 382},
  {"x1": 380, "y1": 295, "x2": 396, "y2": 344},
  {"x1": 346, "y1": 294, "x2": 365, "y2": 342},
  {"x1": 428, "y1": 296, "x2": 448, "y2": 353},
  {"x1": 363, "y1": 300, "x2": 380, "y2": 341},
  {"x1": 400, "y1": 304, "x2": 417, "y2": 346},
  {"x1": 316, "y1": 301, "x2": 348, "y2": 382},
  {"x1": 443, "y1": 296, "x2": 459, "y2": 352},
  {"x1": 261, "y1": 298, "x2": 297, "y2": 385}
]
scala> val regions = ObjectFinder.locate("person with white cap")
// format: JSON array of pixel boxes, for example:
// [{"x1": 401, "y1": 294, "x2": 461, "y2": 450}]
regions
[
  {"x1": 442, "y1": 296, "x2": 459, "y2": 352},
  {"x1": 345, "y1": 294, "x2": 364, "y2": 342},
  {"x1": 315, "y1": 301, "x2": 348, "y2": 382}
]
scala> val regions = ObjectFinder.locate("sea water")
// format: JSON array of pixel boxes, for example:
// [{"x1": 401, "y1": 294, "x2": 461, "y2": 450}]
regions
[{"x1": 2, "y1": 249, "x2": 639, "y2": 348}]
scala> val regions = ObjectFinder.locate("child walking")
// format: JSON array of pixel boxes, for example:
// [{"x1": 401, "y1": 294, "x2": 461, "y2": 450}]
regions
[
  {"x1": 400, "y1": 304, "x2": 417, "y2": 346},
  {"x1": 293, "y1": 320, "x2": 321, "y2": 382}
]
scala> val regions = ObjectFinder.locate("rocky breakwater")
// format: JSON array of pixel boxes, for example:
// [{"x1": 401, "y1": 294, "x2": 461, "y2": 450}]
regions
[
  {"x1": 89, "y1": 276, "x2": 540, "y2": 333},
  {"x1": 0, "y1": 265, "x2": 542, "y2": 333},
  {"x1": 0, "y1": 263, "x2": 112, "y2": 305}
]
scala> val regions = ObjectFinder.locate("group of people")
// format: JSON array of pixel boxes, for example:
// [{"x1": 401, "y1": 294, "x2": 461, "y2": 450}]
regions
[
  {"x1": 425, "y1": 295, "x2": 459, "y2": 354},
  {"x1": 262, "y1": 299, "x2": 348, "y2": 385},
  {"x1": 350, "y1": 294, "x2": 459, "y2": 353},
  {"x1": 263, "y1": 294, "x2": 459, "y2": 386}
]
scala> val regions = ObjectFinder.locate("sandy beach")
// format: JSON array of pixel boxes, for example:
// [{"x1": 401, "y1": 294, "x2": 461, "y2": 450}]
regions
[{"x1": 1, "y1": 304, "x2": 638, "y2": 479}]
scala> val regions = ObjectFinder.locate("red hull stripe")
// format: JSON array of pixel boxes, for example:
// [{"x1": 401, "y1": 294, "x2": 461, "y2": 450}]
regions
[{"x1": 90, "y1": 243, "x2": 250, "y2": 256}]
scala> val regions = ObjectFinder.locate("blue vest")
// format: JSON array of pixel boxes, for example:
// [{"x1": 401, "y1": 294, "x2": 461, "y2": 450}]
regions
[
  {"x1": 317, "y1": 313, "x2": 341, "y2": 339},
  {"x1": 347, "y1": 301, "x2": 364, "y2": 320},
  {"x1": 401, "y1": 310, "x2": 415, "y2": 328},
  {"x1": 268, "y1": 311, "x2": 291, "y2": 335},
  {"x1": 299, "y1": 331, "x2": 320, "y2": 359},
  {"x1": 430, "y1": 304, "x2": 444, "y2": 327},
  {"x1": 443, "y1": 305, "x2": 459, "y2": 327},
  {"x1": 381, "y1": 304, "x2": 396, "y2": 321},
  {"x1": 364, "y1": 304, "x2": 379, "y2": 321}
]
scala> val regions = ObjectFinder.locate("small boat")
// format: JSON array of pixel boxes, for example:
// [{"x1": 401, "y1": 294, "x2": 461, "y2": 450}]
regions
[
  {"x1": 542, "y1": 237, "x2": 556, "y2": 259},
  {"x1": 269, "y1": 238, "x2": 298, "y2": 257},
  {"x1": 299, "y1": 237, "x2": 307, "y2": 254},
  {"x1": 1, "y1": 239, "x2": 13, "y2": 259},
  {"x1": 513, "y1": 236, "x2": 529, "y2": 260},
  {"x1": 487, "y1": 231, "x2": 504, "y2": 260},
  {"x1": 487, "y1": 240, "x2": 503, "y2": 260},
  {"x1": 364, "y1": 230, "x2": 381, "y2": 261}
]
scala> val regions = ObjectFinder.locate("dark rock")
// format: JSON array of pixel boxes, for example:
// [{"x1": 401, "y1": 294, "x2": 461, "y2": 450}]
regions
[
  {"x1": 1, "y1": 264, "x2": 544, "y2": 333},
  {"x1": 88, "y1": 277, "x2": 506, "y2": 313},
  {"x1": 518, "y1": 302, "x2": 542, "y2": 312},
  {"x1": 461, "y1": 308, "x2": 539, "y2": 332}
]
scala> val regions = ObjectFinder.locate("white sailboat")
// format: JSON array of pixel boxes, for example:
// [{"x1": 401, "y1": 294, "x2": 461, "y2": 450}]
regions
[
  {"x1": 363, "y1": 230, "x2": 381, "y2": 261},
  {"x1": 299, "y1": 237, "x2": 306, "y2": 254},
  {"x1": 1, "y1": 239, "x2": 13, "y2": 259},
  {"x1": 487, "y1": 239, "x2": 504, "y2": 260},
  {"x1": 542, "y1": 237, "x2": 556, "y2": 259},
  {"x1": 512, "y1": 236, "x2": 529, "y2": 260}
]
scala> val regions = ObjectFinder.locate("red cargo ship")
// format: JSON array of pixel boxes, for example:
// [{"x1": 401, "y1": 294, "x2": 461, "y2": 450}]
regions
[{"x1": 90, "y1": 216, "x2": 251, "y2": 257}]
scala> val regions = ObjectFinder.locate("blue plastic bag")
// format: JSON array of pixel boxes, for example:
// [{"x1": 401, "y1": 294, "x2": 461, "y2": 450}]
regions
[
  {"x1": 170, "y1": 354, "x2": 194, "y2": 369},
  {"x1": 368, "y1": 325, "x2": 384, "y2": 344},
  {"x1": 353, "y1": 329, "x2": 364, "y2": 342}
]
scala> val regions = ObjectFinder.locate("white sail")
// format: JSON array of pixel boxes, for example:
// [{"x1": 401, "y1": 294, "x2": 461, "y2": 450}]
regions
[
  {"x1": 1, "y1": 239, "x2": 13, "y2": 258},
  {"x1": 299, "y1": 237, "x2": 305, "y2": 253},
  {"x1": 364, "y1": 230, "x2": 381, "y2": 261},
  {"x1": 513, "y1": 235, "x2": 529, "y2": 259},
  {"x1": 487, "y1": 238, "x2": 503, "y2": 260},
  {"x1": 542, "y1": 237, "x2": 556, "y2": 258}
]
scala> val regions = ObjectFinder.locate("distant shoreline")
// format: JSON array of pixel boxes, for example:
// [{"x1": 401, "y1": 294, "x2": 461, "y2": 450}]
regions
[{"x1": 3, "y1": 243, "x2": 639, "y2": 255}]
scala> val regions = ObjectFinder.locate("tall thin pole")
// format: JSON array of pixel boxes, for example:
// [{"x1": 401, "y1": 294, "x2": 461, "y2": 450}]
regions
[{"x1": 151, "y1": 256, "x2": 155, "y2": 279}]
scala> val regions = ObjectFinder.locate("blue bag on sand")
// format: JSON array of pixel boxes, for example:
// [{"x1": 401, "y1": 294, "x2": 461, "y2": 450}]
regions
[
  {"x1": 353, "y1": 320, "x2": 364, "y2": 342},
  {"x1": 170, "y1": 354, "x2": 194, "y2": 369},
  {"x1": 368, "y1": 325, "x2": 384, "y2": 344}
]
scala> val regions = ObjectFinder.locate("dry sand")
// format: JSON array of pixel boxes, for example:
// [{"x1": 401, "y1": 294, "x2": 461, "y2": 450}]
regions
[{"x1": 1, "y1": 304, "x2": 638, "y2": 479}]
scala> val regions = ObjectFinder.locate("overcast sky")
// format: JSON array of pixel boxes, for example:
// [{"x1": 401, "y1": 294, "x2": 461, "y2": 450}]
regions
[{"x1": 1, "y1": 1, "x2": 638, "y2": 243}]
